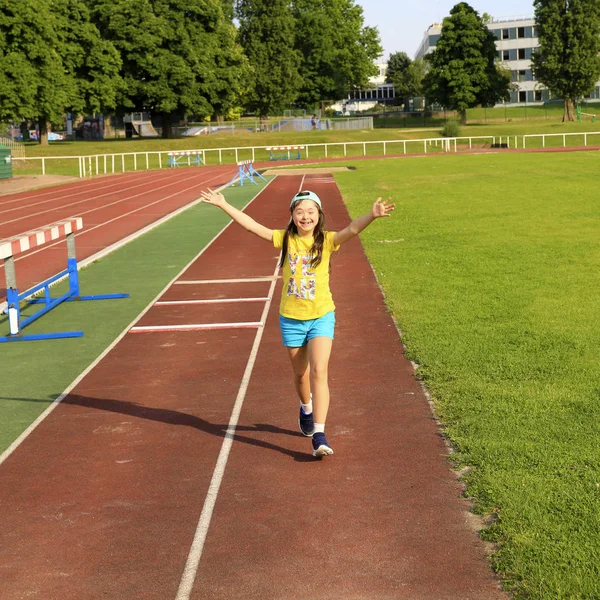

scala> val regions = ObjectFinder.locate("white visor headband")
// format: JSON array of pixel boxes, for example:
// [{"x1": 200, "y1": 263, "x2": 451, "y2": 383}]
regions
[{"x1": 291, "y1": 190, "x2": 322, "y2": 209}]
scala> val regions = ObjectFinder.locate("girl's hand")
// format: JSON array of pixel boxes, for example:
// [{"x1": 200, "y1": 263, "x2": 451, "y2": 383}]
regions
[
  {"x1": 200, "y1": 188, "x2": 226, "y2": 206},
  {"x1": 372, "y1": 197, "x2": 395, "y2": 218}
]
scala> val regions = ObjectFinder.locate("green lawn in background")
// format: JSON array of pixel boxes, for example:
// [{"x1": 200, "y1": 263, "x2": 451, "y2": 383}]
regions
[
  {"x1": 0, "y1": 179, "x2": 270, "y2": 454},
  {"x1": 335, "y1": 152, "x2": 600, "y2": 600}
]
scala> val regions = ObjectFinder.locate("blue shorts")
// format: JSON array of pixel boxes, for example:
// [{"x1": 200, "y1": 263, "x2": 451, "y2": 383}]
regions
[{"x1": 279, "y1": 311, "x2": 336, "y2": 347}]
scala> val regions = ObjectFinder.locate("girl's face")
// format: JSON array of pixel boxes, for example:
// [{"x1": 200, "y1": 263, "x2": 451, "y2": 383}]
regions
[{"x1": 291, "y1": 200, "x2": 320, "y2": 236}]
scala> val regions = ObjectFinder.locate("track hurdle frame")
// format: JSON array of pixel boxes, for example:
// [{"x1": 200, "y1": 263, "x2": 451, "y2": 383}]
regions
[
  {"x1": 266, "y1": 146, "x2": 305, "y2": 161},
  {"x1": 1, "y1": 218, "x2": 129, "y2": 342},
  {"x1": 166, "y1": 151, "x2": 205, "y2": 168},
  {"x1": 225, "y1": 160, "x2": 268, "y2": 187}
]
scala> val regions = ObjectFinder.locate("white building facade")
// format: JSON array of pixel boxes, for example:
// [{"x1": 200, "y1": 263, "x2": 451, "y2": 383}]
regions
[
  {"x1": 330, "y1": 62, "x2": 396, "y2": 114},
  {"x1": 415, "y1": 16, "x2": 600, "y2": 106}
]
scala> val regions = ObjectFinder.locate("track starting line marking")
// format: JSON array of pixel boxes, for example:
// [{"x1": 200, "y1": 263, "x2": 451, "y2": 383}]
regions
[
  {"x1": 128, "y1": 322, "x2": 263, "y2": 334},
  {"x1": 154, "y1": 298, "x2": 269, "y2": 306},
  {"x1": 174, "y1": 276, "x2": 280, "y2": 285}
]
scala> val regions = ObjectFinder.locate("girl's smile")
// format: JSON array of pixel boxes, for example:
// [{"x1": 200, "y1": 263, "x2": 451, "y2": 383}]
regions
[{"x1": 292, "y1": 200, "x2": 320, "y2": 236}]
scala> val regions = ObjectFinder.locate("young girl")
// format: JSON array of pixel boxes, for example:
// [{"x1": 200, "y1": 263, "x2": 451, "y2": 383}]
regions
[{"x1": 199, "y1": 187, "x2": 394, "y2": 458}]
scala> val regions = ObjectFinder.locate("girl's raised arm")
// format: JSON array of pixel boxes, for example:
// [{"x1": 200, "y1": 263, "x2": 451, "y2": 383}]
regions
[
  {"x1": 333, "y1": 197, "x2": 394, "y2": 247},
  {"x1": 200, "y1": 189, "x2": 273, "y2": 242}
]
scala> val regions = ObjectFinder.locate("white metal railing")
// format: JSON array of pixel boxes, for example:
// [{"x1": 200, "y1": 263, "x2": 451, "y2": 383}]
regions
[
  {"x1": 10, "y1": 131, "x2": 600, "y2": 178},
  {"x1": 522, "y1": 131, "x2": 600, "y2": 149},
  {"x1": 0, "y1": 136, "x2": 26, "y2": 158}
]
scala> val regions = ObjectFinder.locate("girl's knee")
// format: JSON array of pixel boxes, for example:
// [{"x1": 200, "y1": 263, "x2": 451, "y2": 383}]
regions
[
  {"x1": 310, "y1": 363, "x2": 329, "y2": 381},
  {"x1": 293, "y1": 370, "x2": 309, "y2": 385}
]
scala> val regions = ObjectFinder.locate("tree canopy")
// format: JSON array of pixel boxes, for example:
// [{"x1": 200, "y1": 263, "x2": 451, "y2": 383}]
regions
[
  {"x1": 531, "y1": 0, "x2": 600, "y2": 121},
  {"x1": 236, "y1": 0, "x2": 301, "y2": 119},
  {"x1": 91, "y1": 0, "x2": 247, "y2": 135},
  {"x1": 386, "y1": 52, "x2": 425, "y2": 108},
  {"x1": 292, "y1": 0, "x2": 382, "y2": 107},
  {"x1": 0, "y1": 0, "x2": 121, "y2": 143},
  {"x1": 423, "y1": 2, "x2": 511, "y2": 123}
]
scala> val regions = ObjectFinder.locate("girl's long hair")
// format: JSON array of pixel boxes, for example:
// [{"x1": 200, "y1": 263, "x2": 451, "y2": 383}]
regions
[{"x1": 279, "y1": 200, "x2": 325, "y2": 269}]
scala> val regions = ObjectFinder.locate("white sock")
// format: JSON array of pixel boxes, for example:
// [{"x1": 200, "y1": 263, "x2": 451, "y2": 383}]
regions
[
  {"x1": 313, "y1": 423, "x2": 325, "y2": 434},
  {"x1": 300, "y1": 392, "x2": 313, "y2": 415}
]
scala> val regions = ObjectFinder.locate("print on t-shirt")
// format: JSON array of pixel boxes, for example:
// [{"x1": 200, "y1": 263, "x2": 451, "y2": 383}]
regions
[{"x1": 286, "y1": 252, "x2": 316, "y2": 300}]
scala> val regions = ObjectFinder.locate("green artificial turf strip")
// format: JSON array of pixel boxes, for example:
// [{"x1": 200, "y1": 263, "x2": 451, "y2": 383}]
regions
[
  {"x1": 0, "y1": 179, "x2": 271, "y2": 454},
  {"x1": 335, "y1": 152, "x2": 600, "y2": 599}
]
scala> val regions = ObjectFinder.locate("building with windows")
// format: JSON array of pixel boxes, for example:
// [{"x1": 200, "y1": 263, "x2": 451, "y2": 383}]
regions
[
  {"x1": 415, "y1": 16, "x2": 600, "y2": 106},
  {"x1": 330, "y1": 62, "x2": 396, "y2": 114}
]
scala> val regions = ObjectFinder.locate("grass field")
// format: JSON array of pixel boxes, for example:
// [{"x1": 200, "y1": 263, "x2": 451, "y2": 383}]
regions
[{"x1": 336, "y1": 152, "x2": 600, "y2": 599}]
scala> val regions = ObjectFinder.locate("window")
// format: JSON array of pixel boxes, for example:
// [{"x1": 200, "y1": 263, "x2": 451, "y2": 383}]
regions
[
  {"x1": 518, "y1": 48, "x2": 526, "y2": 60},
  {"x1": 519, "y1": 91, "x2": 527, "y2": 103},
  {"x1": 517, "y1": 27, "x2": 525, "y2": 38},
  {"x1": 518, "y1": 70, "x2": 526, "y2": 81},
  {"x1": 534, "y1": 90, "x2": 543, "y2": 102},
  {"x1": 502, "y1": 28, "x2": 510, "y2": 40},
  {"x1": 503, "y1": 50, "x2": 510, "y2": 61}
]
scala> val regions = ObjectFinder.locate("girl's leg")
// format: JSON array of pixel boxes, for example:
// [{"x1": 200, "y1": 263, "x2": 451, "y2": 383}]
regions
[
  {"x1": 307, "y1": 336, "x2": 333, "y2": 424},
  {"x1": 286, "y1": 345, "x2": 311, "y2": 405}
]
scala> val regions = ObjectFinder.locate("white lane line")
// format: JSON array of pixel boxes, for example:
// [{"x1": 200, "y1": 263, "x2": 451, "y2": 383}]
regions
[
  {"x1": 0, "y1": 169, "x2": 228, "y2": 271},
  {"x1": 0, "y1": 167, "x2": 206, "y2": 223},
  {"x1": 129, "y1": 322, "x2": 263, "y2": 333},
  {"x1": 0, "y1": 169, "x2": 179, "y2": 212},
  {"x1": 0, "y1": 178, "x2": 274, "y2": 468},
  {"x1": 175, "y1": 258, "x2": 280, "y2": 600},
  {"x1": 0, "y1": 181, "x2": 227, "y2": 314},
  {"x1": 175, "y1": 277, "x2": 279, "y2": 285},
  {"x1": 154, "y1": 298, "x2": 269, "y2": 306}
]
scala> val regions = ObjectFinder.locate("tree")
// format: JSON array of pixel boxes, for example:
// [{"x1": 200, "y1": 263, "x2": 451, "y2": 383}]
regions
[
  {"x1": 292, "y1": 0, "x2": 382, "y2": 107},
  {"x1": 386, "y1": 52, "x2": 425, "y2": 108},
  {"x1": 0, "y1": 0, "x2": 121, "y2": 144},
  {"x1": 236, "y1": 0, "x2": 301, "y2": 119},
  {"x1": 422, "y1": 2, "x2": 511, "y2": 124},
  {"x1": 386, "y1": 52, "x2": 411, "y2": 85},
  {"x1": 91, "y1": 0, "x2": 247, "y2": 136},
  {"x1": 531, "y1": 0, "x2": 600, "y2": 122}
]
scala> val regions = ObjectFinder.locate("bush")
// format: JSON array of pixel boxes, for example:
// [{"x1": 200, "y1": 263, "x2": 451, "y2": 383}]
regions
[{"x1": 441, "y1": 120, "x2": 461, "y2": 137}]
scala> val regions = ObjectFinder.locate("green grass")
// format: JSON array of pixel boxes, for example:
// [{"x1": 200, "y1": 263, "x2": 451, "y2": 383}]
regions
[
  {"x1": 335, "y1": 152, "x2": 600, "y2": 599},
  {"x1": 0, "y1": 179, "x2": 270, "y2": 453}
]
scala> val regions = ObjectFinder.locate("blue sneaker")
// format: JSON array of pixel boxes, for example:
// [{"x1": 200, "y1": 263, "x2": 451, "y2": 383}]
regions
[
  {"x1": 312, "y1": 432, "x2": 334, "y2": 458},
  {"x1": 299, "y1": 407, "x2": 314, "y2": 437}
]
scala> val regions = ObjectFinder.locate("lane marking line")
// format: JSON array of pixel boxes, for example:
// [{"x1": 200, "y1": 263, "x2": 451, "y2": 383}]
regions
[
  {"x1": 0, "y1": 178, "x2": 274, "y2": 468},
  {"x1": 0, "y1": 169, "x2": 183, "y2": 213},
  {"x1": 0, "y1": 165, "x2": 208, "y2": 226},
  {"x1": 0, "y1": 172, "x2": 232, "y2": 314},
  {"x1": 129, "y1": 322, "x2": 263, "y2": 333},
  {"x1": 175, "y1": 257, "x2": 280, "y2": 600},
  {"x1": 175, "y1": 277, "x2": 279, "y2": 285},
  {"x1": 154, "y1": 298, "x2": 269, "y2": 306}
]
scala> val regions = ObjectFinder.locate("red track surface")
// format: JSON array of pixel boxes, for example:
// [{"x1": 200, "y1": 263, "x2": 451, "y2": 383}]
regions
[
  {"x1": 0, "y1": 174, "x2": 506, "y2": 599},
  {"x1": 0, "y1": 166, "x2": 236, "y2": 302}
]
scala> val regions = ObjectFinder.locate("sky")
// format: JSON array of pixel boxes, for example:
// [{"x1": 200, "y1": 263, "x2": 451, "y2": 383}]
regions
[{"x1": 359, "y1": 0, "x2": 535, "y2": 60}]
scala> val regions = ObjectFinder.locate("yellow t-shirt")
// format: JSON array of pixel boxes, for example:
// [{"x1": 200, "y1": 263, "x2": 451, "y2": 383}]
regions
[{"x1": 273, "y1": 230, "x2": 340, "y2": 320}]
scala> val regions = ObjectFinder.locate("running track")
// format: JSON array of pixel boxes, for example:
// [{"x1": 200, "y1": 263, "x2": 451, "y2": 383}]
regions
[{"x1": 0, "y1": 172, "x2": 506, "y2": 598}]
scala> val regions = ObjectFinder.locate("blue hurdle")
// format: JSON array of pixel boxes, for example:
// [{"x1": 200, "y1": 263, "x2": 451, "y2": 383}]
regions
[
  {"x1": 225, "y1": 160, "x2": 268, "y2": 187},
  {"x1": 266, "y1": 145, "x2": 305, "y2": 161},
  {"x1": 166, "y1": 151, "x2": 204, "y2": 168},
  {"x1": 1, "y1": 218, "x2": 129, "y2": 342}
]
